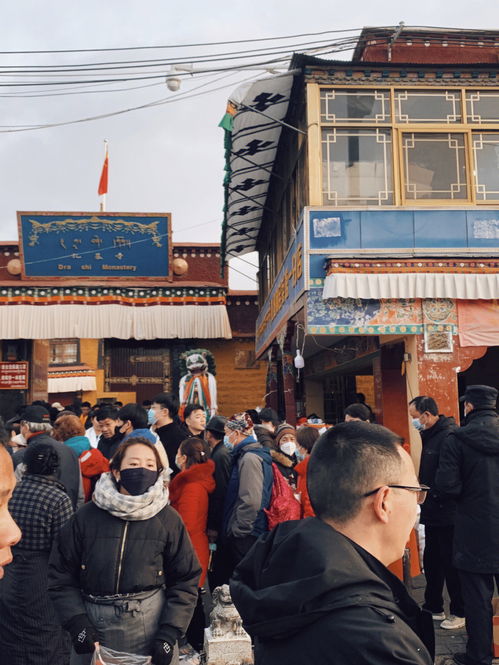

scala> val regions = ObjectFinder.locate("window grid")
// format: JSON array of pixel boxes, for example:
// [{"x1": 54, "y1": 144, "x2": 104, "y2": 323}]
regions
[{"x1": 317, "y1": 85, "x2": 499, "y2": 206}]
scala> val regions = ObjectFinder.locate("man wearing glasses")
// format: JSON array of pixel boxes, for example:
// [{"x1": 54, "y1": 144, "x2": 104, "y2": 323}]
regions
[{"x1": 230, "y1": 421, "x2": 434, "y2": 665}]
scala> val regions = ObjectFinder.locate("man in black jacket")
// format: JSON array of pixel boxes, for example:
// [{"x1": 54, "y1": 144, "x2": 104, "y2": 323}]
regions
[
  {"x1": 231, "y1": 422, "x2": 434, "y2": 665},
  {"x1": 436, "y1": 385, "x2": 499, "y2": 665},
  {"x1": 96, "y1": 407, "x2": 124, "y2": 460},
  {"x1": 205, "y1": 415, "x2": 232, "y2": 589},
  {"x1": 151, "y1": 393, "x2": 188, "y2": 479},
  {"x1": 409, "y1": 396, "x2": 464, "y2": 629}
]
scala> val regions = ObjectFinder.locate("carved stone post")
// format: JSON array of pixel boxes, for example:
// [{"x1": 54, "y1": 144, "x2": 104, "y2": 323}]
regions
[{"x1": 204, "y1": 585, "x2": 253, "y2": 665}]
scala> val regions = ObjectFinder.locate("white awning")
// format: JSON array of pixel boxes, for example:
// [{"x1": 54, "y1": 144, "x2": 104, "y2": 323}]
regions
[
  {"x1": 0, "y1": 304, "x2": 232, "y2": 340},
  {"x1": 48, "y1": 375, "x2": 97, "y2": 393},
  {"x1": 323, "y1": 273, "x2": 499, "y2": 300}
]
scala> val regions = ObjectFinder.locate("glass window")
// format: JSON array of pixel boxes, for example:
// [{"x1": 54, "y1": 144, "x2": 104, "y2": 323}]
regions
[
  {"x1": 466, "y1": 91, "x2": 499, "y2": 123},
  {"x1": 473, "y1": 133, "x2": 499, "y2": 201},
  {"x1": 402, "y1": 132, "x2": 467, "y2": 200},
  {"x1": 395, "y1": 90, "x2": 462, "y2": 123},
  {"x1": 322, "y1": 128, "x2": 393, "y2": 205},
  {"x1": 320, "y1": 89, "x2": 391, "y2": 123},
  {"x1": 50, "y1": 339, "x2": 79, "y2": 365}
]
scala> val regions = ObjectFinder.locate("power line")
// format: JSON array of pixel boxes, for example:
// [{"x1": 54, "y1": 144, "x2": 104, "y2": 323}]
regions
[{"x1": 0, "y1": 27, "x2": 365, "y2": 55}]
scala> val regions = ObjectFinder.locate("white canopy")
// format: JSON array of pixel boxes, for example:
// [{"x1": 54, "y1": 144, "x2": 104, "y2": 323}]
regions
[
  {"x1": 0, "y1": 304, "x2": 232, "y2": 340},
  {"x1": 323, "y1": 273, "x2": 499, "y2": 300}
]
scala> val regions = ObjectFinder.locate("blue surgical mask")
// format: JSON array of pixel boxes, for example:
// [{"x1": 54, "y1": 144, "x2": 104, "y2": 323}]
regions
[
  {"x1": 148, "y1": 408, "x2": 156, "y2": 425},
  {"x1": 412, "y1": 418, "x2": 424, "y2": 431},
  {"x1": 295, "y1": 448, "x2": 306, "y2": 462},
  {"x1": 223, "y1": 434, "x2": 233, "y2": 450}
]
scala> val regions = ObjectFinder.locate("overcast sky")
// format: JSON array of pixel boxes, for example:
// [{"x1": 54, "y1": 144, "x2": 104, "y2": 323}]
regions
[{"x1": 0, "y1": 0, "x2": 497, "y2": 289}]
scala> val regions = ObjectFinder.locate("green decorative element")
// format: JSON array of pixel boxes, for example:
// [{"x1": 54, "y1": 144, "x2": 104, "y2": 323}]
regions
[
  {"x1": 307, "y1": 324, "x2": 424, "y2": 335},
  {"x1": 218, "y1": 113, "x2": 234, "y2": 132},
  {"x1": 0, "y1": 286, "x2": 226, "y2": 300}
]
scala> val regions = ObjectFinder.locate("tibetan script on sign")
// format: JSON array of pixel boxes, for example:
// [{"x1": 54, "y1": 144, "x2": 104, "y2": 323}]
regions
[{"x1": 18, "y1": 212, "x2": 171, "y2": 278}]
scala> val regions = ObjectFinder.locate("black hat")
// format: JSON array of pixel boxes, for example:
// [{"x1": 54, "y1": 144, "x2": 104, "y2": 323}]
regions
[
  {"x1": 206, "y1": 415, "x2": 227, "y2": 435},
  {"x1": 21, "y1": 405, "x2": 51, "y2": 424},
  {"x1": 459, "y1": 385, "x2": 498, "y2": 408}
]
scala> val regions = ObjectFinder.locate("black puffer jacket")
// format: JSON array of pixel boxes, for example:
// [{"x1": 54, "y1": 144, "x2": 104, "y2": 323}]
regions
[
  {"x1": 49, "y1": 502, "x2": 201, "y2": 644},
  {"x1": 418, "y1": 415, "x2": 457, "y2": 526},
  {"x1": 231, "y1": 518, "x2": 434, "y2": 665},
  {"x1": 436, "y1": 407, "x2": 499, "y2": 573}
]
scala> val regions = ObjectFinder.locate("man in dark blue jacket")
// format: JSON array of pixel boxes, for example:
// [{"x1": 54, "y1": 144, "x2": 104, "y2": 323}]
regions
[
  {"x1": 409, "y1": 396, "x2": 464, "y2": 629},
  {"x1": 436, "y1": 385, "x2": 499, "y2": 665}
]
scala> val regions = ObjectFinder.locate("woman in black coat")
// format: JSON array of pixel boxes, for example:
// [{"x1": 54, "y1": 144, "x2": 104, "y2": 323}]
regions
[{"x1": 49, "y1": 437, "x2": 201, "y2": 665}]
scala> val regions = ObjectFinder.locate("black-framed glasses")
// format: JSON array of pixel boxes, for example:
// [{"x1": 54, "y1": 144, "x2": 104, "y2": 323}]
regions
[{"x1": 363, "y1": 484, "x2": 430, "y2": 505}]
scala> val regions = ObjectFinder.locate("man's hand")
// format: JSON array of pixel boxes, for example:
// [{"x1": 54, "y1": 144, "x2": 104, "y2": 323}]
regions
[
  {"x1": 152, "y1": 640, "x2": 174, "y2": 665},
  {"x1": 65, "y1": 614, "x2": 99, "y2": 654}
]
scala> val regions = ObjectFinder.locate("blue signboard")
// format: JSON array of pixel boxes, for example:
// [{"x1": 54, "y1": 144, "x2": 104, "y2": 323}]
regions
[
  {"x1": 307, "y1": 208, "x2": 499, "y2": 251},
  {"x1": 18, "y1": 212, "x2": 171, "y2": 278},
  {"x1": 255, "y1": 221, "x2": 306, "y2": 357}
]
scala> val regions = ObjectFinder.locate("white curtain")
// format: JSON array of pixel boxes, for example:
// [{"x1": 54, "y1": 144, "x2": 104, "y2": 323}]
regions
[
  {"x1": 323, "y1": 273, "x2": 499, "y2": 300},
  {"x1": 0, "y1": 304, "x2": 232, "y2": 340}
]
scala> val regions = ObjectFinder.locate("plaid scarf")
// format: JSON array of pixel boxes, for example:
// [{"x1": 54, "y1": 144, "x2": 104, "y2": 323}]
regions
[{"x1": 93, "y1": 472, "x2": 168, "y2": 521}]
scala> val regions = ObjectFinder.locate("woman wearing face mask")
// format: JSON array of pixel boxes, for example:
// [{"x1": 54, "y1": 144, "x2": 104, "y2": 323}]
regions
[
  {"x1": 271, "y1": 424, "x2": 298, "y2": 486},
  {"x1": 169, "y1": 438, "x2": 215, "y2": 656},
  {"x1": 293, "y1": 426, "x2": 320, "y2": 518},
  {"x1": 49, "y1": 437, "x2": 201, "y2": 665}
]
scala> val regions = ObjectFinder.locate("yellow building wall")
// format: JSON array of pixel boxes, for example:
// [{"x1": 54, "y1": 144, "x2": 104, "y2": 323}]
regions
[
  {"x1": 203, "y1": 338, "x2": 267, "y2": 416},
  {"x1": 80, "y1": 337, "x2": 266, "y2": 415}
]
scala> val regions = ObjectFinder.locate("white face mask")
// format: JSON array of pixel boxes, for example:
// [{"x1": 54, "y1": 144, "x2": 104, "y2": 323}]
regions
[
  {"x1": 12, "y1": 433, "x2": 27, "y2": 447},
  {"x1": 280, "y1": 441, "x2": 296, "y2": 457}
]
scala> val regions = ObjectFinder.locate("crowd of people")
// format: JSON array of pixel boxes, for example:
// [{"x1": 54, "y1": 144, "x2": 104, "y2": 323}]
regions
[{"x1": 0, "y1": 384, "x2": 496, "y2": 665}]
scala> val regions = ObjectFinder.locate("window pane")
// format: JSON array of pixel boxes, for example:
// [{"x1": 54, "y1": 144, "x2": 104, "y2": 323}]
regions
[
  {"x1": 473, "y1": 133, "x2": 499, "y2": 201},
  {"x1": 395, "y1": 90, "x2": 462, "y2": 123},
  {"x1": 322, "y1": 128, "x2": 393, "y2": 205},
  {"x1": 402, "y1": 133, "x2": 467, "y2": 200},
  {"x1": 50, "y1": 339, "x2": 79, "y2": 364},
  {"x1": 466, "y1": 91, "x2": 499, "y2": 123},
  {"x1": 320, "y1": 89, "x2": 391, "y2": 123}
]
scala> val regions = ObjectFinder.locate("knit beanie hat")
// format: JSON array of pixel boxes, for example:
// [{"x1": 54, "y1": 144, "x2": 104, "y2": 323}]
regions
[{"x1": 275, "y1": 423, "x2": 296, "y2": 447}]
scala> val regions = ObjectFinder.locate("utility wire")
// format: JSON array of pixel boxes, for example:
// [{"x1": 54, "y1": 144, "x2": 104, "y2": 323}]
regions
[{"x1": 0, "y1": 27, "x2": 366, "y2": 55}]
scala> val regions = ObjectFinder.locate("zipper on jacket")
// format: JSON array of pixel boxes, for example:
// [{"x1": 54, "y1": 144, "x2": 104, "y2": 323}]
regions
[{"x1": 115, "y1": 522, "x2": 129, "y2": 594}]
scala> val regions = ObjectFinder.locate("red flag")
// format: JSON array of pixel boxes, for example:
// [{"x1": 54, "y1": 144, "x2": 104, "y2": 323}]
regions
[{"x1": 98, "y1": 147, "x2": 108, "y2": 196}]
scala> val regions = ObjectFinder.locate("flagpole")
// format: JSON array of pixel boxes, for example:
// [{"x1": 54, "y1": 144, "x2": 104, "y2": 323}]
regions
[{"x1": 99, "y1": 139, "x2": 108, "y2": 212}]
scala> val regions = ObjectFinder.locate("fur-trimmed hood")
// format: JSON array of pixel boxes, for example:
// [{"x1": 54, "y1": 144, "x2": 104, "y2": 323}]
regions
[{"x1": 270, "y1": 448, "x2": 295, "y2": 468}]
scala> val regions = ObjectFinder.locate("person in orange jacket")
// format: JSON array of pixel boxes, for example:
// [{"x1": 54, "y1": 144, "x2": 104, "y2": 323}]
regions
[
  {"x1": 170, "y1": 437, "x2": 215, "y2": 654},
  {"x1": 294, "y1": 426, "x2": 320, "y2": 518}
]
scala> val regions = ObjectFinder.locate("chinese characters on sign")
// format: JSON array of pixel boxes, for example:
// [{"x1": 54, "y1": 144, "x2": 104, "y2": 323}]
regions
[
  {"x1": 0, "y1": 362, "x2": 29, "y2": 390},
  {"x1": 18, "y1": 212, "x2": 171, "y2": 278}
]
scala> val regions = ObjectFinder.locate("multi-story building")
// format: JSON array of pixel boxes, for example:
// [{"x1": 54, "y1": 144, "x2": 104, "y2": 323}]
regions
[{"x1": 221, "y1": 26, "x2": 499, "y2": 455}]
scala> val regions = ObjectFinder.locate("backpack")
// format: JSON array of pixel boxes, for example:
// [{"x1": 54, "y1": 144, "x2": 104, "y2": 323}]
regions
[{"x1": 264, "y1": 462, "x2": 301, "y2": 530}]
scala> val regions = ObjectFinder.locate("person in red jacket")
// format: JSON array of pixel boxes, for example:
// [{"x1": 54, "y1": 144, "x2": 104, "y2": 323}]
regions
[
  {"x1": 170, "y1": 437, "x2": 215, "y2": 654},
  {"x1": 294, "y1": 426, "x2": 320, "y2": 519}
]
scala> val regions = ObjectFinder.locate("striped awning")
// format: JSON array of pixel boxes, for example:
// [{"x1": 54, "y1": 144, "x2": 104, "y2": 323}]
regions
[
  {"x1": 323, "y1": 272, "x2": 499, "y2": 300},
  {"x1": 48, "y1": 364, "x2": 96, "y2": 393}
]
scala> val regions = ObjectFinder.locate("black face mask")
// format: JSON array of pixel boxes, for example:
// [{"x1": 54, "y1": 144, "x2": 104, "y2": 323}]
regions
[{"x1": 119, "y1": 467, "x2": 159, "y2": 496}]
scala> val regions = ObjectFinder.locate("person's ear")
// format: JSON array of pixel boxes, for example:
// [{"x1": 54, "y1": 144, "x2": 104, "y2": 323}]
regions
[
  {"x1": 372, "y1": 486, "x2": 391, "y2": 524},
  {"x1": 112, "y1": 468, "x2": 120, "y2": 483}
]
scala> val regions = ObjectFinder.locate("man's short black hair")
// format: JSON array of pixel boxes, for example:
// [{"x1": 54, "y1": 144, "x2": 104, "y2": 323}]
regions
[
  {"x1": 184, "y1": 403, "x2": 205, "y2": 420},
  {"x1": 152, "y1": 392, "x2": 179, "y2": 418},
  {"x1": 96, "y1": 407, "x2": 119, "y2": 422},
  {"x1": 259, "y1": 407, "x2": 279, "y2": 425},
  {"x1": 142, "y1": 399, "x2": 152, "y2": 407},
  {"x1": 81, "y1": 401, "x2": 91, "y2": 408},
  {"x1": 308, "y1": 421, "x2": 403, "y2": 524},
  {"x1": 118, "y1": 403, "x2": 148, "y2": 430},
  {"x1": 409, "y1": 396, "x2": 438, "y2": 416},
  {"x1": 344, "y1": 403, "x2": 371, "y2": 422}
]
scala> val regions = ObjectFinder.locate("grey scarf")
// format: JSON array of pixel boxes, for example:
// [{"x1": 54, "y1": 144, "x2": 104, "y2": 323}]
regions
[{"x1": 93, "y1": 472, "x2": 169, "y2": 521}]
